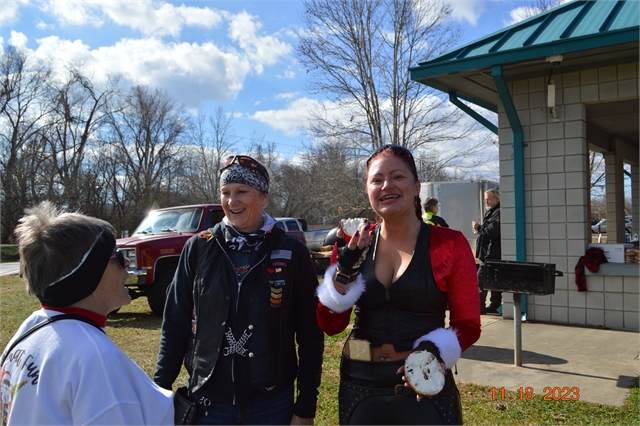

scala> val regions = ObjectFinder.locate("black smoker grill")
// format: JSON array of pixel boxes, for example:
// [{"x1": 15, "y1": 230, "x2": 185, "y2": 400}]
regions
[
  {"x1": 483, "y1": 260, "x2": 562, "y2": 295},
  {"x1": 482, "y1": 260, "x2": 563, "y2": 366}
]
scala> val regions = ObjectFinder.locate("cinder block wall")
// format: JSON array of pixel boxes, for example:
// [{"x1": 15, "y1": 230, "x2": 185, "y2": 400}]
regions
[{"x1": 496, "y1": 63, "x2": 639, "y2": 331}]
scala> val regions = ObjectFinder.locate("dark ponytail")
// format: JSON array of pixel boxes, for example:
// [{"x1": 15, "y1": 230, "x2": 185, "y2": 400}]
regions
[{"x1": 414, "y1": 196, "x2": 422, "y2": 221}]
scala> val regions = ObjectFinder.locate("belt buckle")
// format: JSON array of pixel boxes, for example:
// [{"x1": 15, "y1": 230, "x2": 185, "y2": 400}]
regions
[{"x1": 394, "y1": 384, "x2": 412, "y2": 397}]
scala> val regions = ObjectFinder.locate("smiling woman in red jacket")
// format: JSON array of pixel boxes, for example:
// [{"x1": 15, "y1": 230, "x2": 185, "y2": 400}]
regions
[{"x1": 316, "y1": 145, "x2": 481, "y2": 425}]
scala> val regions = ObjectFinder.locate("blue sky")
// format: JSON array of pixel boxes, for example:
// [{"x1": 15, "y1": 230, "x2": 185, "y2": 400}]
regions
[{"x1": 1, "y1": 0, "x2": 554, "y2": 166}]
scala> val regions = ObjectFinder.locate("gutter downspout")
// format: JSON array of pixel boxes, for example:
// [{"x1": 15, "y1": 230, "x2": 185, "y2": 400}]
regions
[
  {"x1": 448, "y1": 91, "x2": 498, "y2": 135},
  {"x1": 492, "y1": 64, "x2": 527, "y2": 367},
  {"x1": 492, "y1": 65, "x2": 526, "y2": 260}
]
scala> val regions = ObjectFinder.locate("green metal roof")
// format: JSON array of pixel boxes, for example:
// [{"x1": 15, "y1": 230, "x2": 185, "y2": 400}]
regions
[{"x1": 410, "y1": 0, "x2": 639, "y2": 108}]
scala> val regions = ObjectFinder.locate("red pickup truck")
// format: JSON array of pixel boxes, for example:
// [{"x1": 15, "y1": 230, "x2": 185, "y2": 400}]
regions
[{"x1": 116, "y1": 204, "x2": 306, "y2": 316}]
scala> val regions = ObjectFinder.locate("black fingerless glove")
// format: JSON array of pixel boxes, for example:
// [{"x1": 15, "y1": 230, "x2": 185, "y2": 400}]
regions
[
  {"x1": 415, "y1": 340, "x2": 445, "y2": 365},
  {"x1": 337, "y1": 244, "x2": 369, "y2": 275}
]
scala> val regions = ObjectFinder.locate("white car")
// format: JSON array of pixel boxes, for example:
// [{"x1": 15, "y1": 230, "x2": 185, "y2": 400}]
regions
[
  {"x1": 591, "y1": 219, "x2": 607, "y2": 233},
  {"x1": 591, "y1": 217, "x2": 633, "y2": 234}
]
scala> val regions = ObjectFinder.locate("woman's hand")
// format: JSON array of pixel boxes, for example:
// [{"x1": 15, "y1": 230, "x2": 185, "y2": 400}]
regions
[
  {"x1": 336, "y1": 223, "x2": 373, "y2": 273},
  {"x1": 397, "y1": 354, "x2": 447, "y2": 402},
  {"x1": 396, "y1": 364, "x2": 425, "y2": 401}
]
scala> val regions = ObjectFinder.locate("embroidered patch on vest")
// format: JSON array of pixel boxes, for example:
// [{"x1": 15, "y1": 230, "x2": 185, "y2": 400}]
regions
[
  {"x1": 269, "y1": 280, "x2": 285, "y2": 307},
  {"x1": 270, "y1": 249, "x2": 292, "y2": 260},
  {"x1": 268, "y1": 253, "x2": 288, "y2": 308}
]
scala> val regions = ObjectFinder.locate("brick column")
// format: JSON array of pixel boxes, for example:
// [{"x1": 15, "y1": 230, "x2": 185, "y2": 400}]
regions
[
  {"x1": 603, "y1": 150, "x2": 625, "y2": 242},
  {"x1": 632, "y1": 165, "x2": 639, "y2": 237}
]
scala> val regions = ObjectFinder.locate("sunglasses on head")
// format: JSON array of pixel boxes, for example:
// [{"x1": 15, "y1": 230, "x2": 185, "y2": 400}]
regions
[
  {"x1": 221, "y1": 155, "x2": 269, "y2": 183},
  {"x1": 366, "y1": 144, "x2": 414, "y2": 167},
  {"x1": 110, "y1": 249, "x2": 127, "y2": 269}
]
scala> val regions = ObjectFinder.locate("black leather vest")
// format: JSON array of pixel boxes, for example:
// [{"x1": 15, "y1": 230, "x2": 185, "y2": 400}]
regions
[{"x1": 351, "y1": 223, "x2": 448, "y2": 352}]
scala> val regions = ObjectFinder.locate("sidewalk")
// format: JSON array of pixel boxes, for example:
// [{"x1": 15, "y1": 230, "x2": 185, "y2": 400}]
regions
[{"x1": 454, "y1": 314, "x2": 639, "y2": 406}]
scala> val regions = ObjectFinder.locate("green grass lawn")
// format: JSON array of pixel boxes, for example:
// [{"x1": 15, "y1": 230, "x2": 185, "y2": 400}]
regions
[{"x1": 1, "y1": 274, "x2": 637, "y2": 425}]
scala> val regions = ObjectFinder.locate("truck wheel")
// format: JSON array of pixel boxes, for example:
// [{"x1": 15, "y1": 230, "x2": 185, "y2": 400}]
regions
[{"x1": 147, "y1": 269, "x2": 175, "y2": 317}]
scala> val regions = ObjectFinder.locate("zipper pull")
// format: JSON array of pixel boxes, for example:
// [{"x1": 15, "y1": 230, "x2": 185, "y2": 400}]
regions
[{"x1": 199, "y1": 397, "x2": 211, "y2": 416}]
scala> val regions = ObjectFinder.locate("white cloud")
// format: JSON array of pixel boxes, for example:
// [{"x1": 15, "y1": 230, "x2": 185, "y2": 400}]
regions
[
  {"x1": 39, "y1": 0, "x2": 222, "y2": 37},
  {"x1": 41, "y1": 0, "x2": 104, "y2": 27},
  {"x1": 448, "y1": 0, "x2": 485, "y2": 26},
  {"x1": 9, "y1": 30, "x2": 29, "y2": 48},
  {"x1": 5, "y1": 3, "x2": 296, "y2": 111},
  {"x1": 507, "y1": 6, "x2": 530, "y2": 25},
  {"x1": 100, "y1": 2, "x2": 222, "y2": 37},
  {"x1": 15, "y1": 4, "x2": 293, "y2": 108},
  {"x1": 226, "y1": 11, "x2": 292, "y2": 74},
  {"x1": 27, "y1": 35, "x2": 251, "y2": 107},
  {"x1": 35, "y1": 20, "x2": 54, "y2": 30},
  {"x1": 0, "y1": 0, "x2": 29, "y2": 26},
  {"x1": 275, "y1": 92, "x2": 298, "y2": 100},
  {"x1": 251, "y1": 97, "x2": 320, "y2": 136},
  {"x1": 505, "y1": 0, "x2": 573, "y2": 26}
]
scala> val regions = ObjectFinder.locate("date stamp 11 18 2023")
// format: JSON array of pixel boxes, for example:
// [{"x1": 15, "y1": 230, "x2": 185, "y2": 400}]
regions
[{"x1": 491, "y1": 386, "x2": 581, "y2": 401}]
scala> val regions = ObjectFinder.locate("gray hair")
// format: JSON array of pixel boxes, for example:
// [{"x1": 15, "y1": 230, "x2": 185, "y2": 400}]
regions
[
  {"x1": 485, "y1": 188, "x2": 500, "y2": 200},
  {"x1": 423, "y1": 197, "x2": 439, "y2": 212},
  {"x1": 14, "y1": 201, "x2": 116, "y2": 299}
]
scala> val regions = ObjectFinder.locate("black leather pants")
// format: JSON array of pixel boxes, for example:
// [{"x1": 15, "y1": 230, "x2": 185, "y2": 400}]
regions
[{"x1": 338, "y1": 354, "x2": 462, "y2": 425}]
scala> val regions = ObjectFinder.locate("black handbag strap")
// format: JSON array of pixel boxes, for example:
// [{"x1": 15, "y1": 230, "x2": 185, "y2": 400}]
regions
[{"x1": 1, "y1": 313, "x2": 104, "y2": 365}]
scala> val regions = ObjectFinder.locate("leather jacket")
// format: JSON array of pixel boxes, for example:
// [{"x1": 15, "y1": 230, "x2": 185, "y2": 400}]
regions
[
  {"x1": 154, "y1": 222, "x2": 324, "y2": 418},
  {"x1": 475, "y1": 203, "x2": 501, "y2": 262}
]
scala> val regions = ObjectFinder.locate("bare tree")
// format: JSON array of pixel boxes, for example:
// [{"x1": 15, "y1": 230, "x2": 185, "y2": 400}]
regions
[
  {"x1": 278, "y1": 141, "x2": 372, "y2": 224},
  {"x1": 39, "y1": 69, "x2": 120, "y2": 210},
  {"x1": 0, "y1": 46, "x2": 53, "y2": 242},
  {"x1": 179, "y1": 106, "x2": 238, "y2": 203},
  {"x1": 297, "y1": 0, "x2": 482, "y2": 156},
  {"x1": 101, "y1": 85, "x2": 189, "y2": 231}
]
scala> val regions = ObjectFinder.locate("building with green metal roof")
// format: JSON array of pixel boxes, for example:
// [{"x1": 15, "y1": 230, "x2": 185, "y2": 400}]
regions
[{"x1": 411, "y1": 0, "x2": 638, "y2": 331}]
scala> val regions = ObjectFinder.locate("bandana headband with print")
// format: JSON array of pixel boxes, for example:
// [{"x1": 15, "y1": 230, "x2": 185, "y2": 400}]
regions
[
  {"x1": 39, "y1": 230, "x2": 116, "y2": 307},
  {"x1": 220, "y1": 163, "x2": 269, "y2": 194}
]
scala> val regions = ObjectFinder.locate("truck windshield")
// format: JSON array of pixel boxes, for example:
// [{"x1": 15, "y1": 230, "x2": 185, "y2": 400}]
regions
[{"x1": 133, "y1": 208, "x2": 204, "y2": 235}]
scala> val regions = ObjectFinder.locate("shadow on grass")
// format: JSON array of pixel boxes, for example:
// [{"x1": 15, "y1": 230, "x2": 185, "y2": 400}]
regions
[
  {"x1": 461, "y1": 345, "x2": 567, "y2": 365},
  {"x1": 107, "y1": 311, "x2": 162, "y2": 330}
]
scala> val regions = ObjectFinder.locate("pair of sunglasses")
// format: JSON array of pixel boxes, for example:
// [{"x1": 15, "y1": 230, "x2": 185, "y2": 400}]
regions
[
  {"x1": 366, "y1": 144, "x2": 414, "y2": 167},
  {"x1": 221, "y1": 155, "x2": 270, "y2": 183},
  {"x1": 110, "y1": 249, "x2": 127, "y2": 269}
]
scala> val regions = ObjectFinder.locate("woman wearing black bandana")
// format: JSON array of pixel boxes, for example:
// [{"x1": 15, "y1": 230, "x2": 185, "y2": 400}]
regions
[{"x1": 155, "y1": 155, "x2": 324, "y2": 425}]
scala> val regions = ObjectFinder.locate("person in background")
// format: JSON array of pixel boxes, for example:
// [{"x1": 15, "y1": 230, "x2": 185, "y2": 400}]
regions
[
  {"x1": 422, "y1": 197, "x2": 449, "y2": 227},
  {"x1": 316, "y1": 145, "x2": 481, "y2": 425},
  {"x1": 1, "y1": 201, "x2": 174, "y2": 425},
  {"x1": 472, "y1": 188, "x2": 502, "y2": 314},
  {"x1": 154, "y1": 155, "x2": 324, "y2": 425}
]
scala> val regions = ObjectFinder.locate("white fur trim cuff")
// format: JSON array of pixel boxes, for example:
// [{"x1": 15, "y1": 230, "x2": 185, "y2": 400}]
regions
[
  {"x1": 316, "y1": 264, "x2": 366, "y2": 313},
  {"x1": 413, "y1": 327, "x2": 461, "y2": 370}
]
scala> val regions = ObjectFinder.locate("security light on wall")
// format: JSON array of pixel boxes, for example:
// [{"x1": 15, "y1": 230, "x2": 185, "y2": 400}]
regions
[
  {"x1": 547, "y1": 80, "x2": 557, "y2": 119},
  {"x1": 545, "y1": 55, "x2": 562, "y2": 120}
]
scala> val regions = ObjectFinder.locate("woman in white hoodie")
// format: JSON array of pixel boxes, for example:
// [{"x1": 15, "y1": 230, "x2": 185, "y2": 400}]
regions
[{"x1": 1, "y1": 201, "x2": 174, "y2": 425}]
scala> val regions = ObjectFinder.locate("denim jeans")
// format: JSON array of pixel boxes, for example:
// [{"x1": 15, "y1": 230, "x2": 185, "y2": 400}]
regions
[{"x1": 194, "y1": 385, "x2": 294, "y2": 425}]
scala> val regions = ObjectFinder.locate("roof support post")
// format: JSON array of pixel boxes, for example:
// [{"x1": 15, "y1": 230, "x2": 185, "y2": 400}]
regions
[
  {"x1": 492, "y1": 65, "x2": 527, "y2": 366},
  {"x1": 448, "y1": 91, "x2": 498, "y2": 135},
  {"x1": 491, "y1": 65, "x2": 526, "y2": 262}
]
